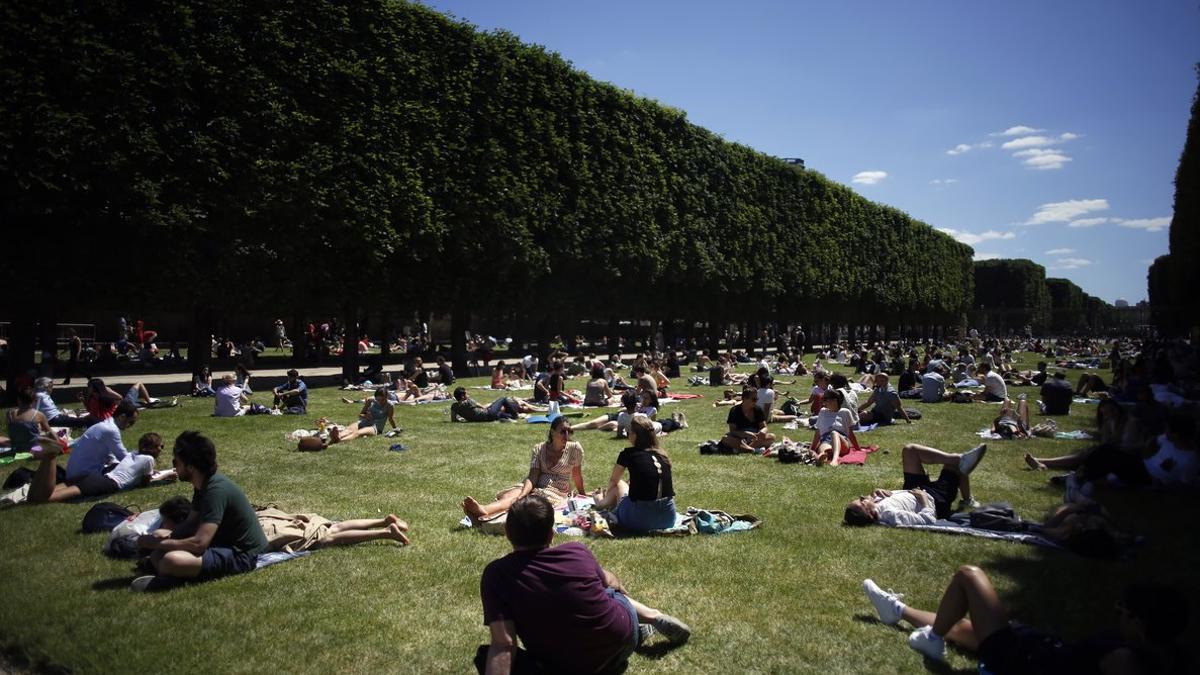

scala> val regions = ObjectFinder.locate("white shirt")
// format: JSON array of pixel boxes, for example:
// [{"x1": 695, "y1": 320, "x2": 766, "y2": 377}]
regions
[
  {"x1": 66, "y1": 418, "x2": 129, "y2": 482},
  {"x1": 983, "y1": 371, "x2": 1008, "y2": 400},
  {"x1": 838, "y1": 387, "x2": 860, "y2": 427},
  {"x1": 757, "y1": 388, "x2": 776, "y2": 415},
  {"x1": 106, "y1": 454, "x2": 155, "y2": 490},
  {"x1": 876, "y1": 491, "x2": 937, "y2": 526},
  {"x1": 35, "y1": 391, "x2": 62, "y2": 419},
  {"x1": 214, "y1": 385, "x2": 246, "y2": 417},
  {"x1": 1144, "y1": 435, "x2": 1199, "y2": 486},
  {"x1": 815, "y1": 408, "x2": 854, "y2": 437}
]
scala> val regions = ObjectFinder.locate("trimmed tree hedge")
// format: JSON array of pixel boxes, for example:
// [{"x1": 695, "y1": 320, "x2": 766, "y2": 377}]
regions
[
  {"x1": 971, "y1": 259, "x2": 1052, "y2": 334},
  {"x1": 1162, "y1": 65, "x2": 1200, "y2": 332},
  {"x1": 1046, "y1": 278, "x2": 1086, "y2": 333},
  {"x1": 2, "y1": 0, "x2": 974, "y2": 379}
]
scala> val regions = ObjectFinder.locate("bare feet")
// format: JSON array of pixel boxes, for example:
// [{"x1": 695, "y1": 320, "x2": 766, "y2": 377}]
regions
[
  {"x1": 385, "y1": 513, "x2": 409, "y2": 531},
  {"x1": 1023, "y1": 452, "x2": 1046, "y2": 470},
  {"x1": 462, "y1": 497, "x2": 488, "y2": 521},
  {"x1": 386, "y1": 522, "x2": 411, "y2": 545},
  {"x1": 341, "y1": 397, "x2": 355, "y2": 404}
]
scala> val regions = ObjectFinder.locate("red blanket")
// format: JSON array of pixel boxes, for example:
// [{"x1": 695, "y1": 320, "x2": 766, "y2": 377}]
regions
[{"x1": 838, "y1": 445, "x2": 879, "y2": 466}]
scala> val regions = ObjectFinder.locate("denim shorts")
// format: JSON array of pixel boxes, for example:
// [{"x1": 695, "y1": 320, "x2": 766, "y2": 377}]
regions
[
  {"x1": 199, "y1": 547, "x2": 258, "y2": 580},
  {"x1": 615, "y1": 496, "x2": 677, "y2": 533},
  {"x1": 606, "y1": 587, "x2": 640, "y2": 655}
]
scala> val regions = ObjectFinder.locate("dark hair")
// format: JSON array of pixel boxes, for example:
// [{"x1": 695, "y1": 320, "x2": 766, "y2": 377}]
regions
[
  {"x1": 829, "y1": 373, "x2": 849, "y2": 390},
  {"x1": 505, "y1": 494, "x2": 554, "y2": 547},
  {"x1": 173, "y1": 431, "x2": 218, "y2": 477},
  {"x1": 158, "y1": 496, "x2": 192, "y2": 526},
  {"x1": 1065, "y1": 526, "x2": 1119, "y2": 559},
  {"x1": 621, "y1": 390, "x2": 639, "y2": 409},
  {"x1": 1166, "y1": 413, "x2": 1196, "y2": 442},
  {"x1": 137, "y1": 432, "x2": 163, "y2": 456},
  {"x1": 1121, "y1": 584, "x2": 1189, "y2": 644},
  {"x1": 1096, "y1": 399, "x2": 1125, "y2": 428},
  {"x1": 453, "y1": 386, "x2": 467, "y2": 402},
  {"x1": 741, "y1": 387, "x2": 756, "y2": 400},
  {"x1": 286, "y1": 369, "x2": 299, "y2": 377},
  {"x1": 978, "y1": 361, "x2": 991, "y2": 373},
  {"x1": 640, "y1": 388, "x2": 660, "y2": 409},
  {"x1": 590, "y1": 365, "x2": 605, "y2": 380},
  {"x1": 115, "y1": 400, "x2": 139, "y2": 419},
  {"x1": 843, "y1": 505, "x2": 874, "y2": 527},
  {"x1": 374, "y1": 387, "x2": 388, "y2": 400},
  {"x1": 16, "y1": 385, "x2": 35, "y2": 407},
  {"x1": 823, "y1": 388, "x2": 846, "y2": 409}
]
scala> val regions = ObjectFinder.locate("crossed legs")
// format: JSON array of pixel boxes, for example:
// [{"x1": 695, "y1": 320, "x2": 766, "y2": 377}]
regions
[{"x1": 901, "y1": 444, "x2": 973, "y2": 501}]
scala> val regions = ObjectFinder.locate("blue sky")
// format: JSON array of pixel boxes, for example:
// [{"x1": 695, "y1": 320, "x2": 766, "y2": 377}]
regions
[{"x1": 422, "y1": 0, "x2": 1199, "y2": 303}]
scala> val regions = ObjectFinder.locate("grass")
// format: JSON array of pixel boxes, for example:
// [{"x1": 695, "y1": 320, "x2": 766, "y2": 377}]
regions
[{"x1": 1, "y1": 352, "x2": 1197, "y2": 673}]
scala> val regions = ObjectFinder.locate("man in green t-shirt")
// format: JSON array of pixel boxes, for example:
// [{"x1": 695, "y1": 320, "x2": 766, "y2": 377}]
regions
[{"x1": 132, "y1": 431, "x2": 267, "y2": 592}]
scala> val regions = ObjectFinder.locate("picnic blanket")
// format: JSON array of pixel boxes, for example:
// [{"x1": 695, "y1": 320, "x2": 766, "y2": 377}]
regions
[
  {"x1": 666, "y1": 393, "x2": 704, "y2": 400},
  {"x1": 1151, "y1": 384, "x2": 1194, "y2": 407},
  {"x1": 471, "y1": 384, "x2": 533, "y2": 391},
  {"x1": 838, "y1": 444, "x2": 880, "y2": 466},
  {"x1": 1073, "y1": 397, "x2": 1102, "y2": 405},
  {"x1": 255, "y1": 550, "x2": 312, "y2": 569},
  {"x1": 893, "y1": 520, "x2": 1062, "y2": 549},
  {"x1": 458, "y1": 501, "x2": 760, "y2": 538}
]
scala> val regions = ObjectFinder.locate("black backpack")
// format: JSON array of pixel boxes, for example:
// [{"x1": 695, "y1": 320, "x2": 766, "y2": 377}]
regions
[
  {"x1": 82, "y1": 502, "x2": 136, "y2": 533},
  {"x1": 3, "y1": 465, "x2": 66, "y2": 490}
]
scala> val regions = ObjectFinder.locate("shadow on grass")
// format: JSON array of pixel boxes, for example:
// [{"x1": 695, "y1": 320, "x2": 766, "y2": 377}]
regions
[
  {"x1": 634, "y1": 640, "x2": 687, "y2": 660},
  {"x1": 852, "y1": 615, "x2": 981, "y2": 674},
  {"x1": 92, "y1": 576, "x2": 139, "y2": 592}
]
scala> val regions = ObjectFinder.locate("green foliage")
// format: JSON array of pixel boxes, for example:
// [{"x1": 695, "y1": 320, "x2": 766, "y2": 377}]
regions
[
  {"x1": 0, "y1": 0, "x2": 974, "y2": 329},
  {"x1": 971, "y1": 259, "x2": 1051, "y2": 333},
  {"x1": 1046, "y1": 278, "x2": 1086, "y2": 333},
  {"x1": 1163, "y1": 64, "x2": 1200, "y2": 329},
  {"x1": 1148, "y1": 255, "x2": 1178, "y2": 334}
]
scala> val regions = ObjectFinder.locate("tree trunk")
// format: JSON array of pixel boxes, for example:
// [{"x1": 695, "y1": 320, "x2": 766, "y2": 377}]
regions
[
  {"x1": 451, "y1": 306, "x2": 469, "y2": 376},
  {"x1": 341, "y1": 304, "x2": 359, "y2": 383},
  {"x1": 4, "y1": 317, "x2": 35, "y2": 404},
  {"x1": 188, "y1": 307, "x2": 213, "y2": 374}
]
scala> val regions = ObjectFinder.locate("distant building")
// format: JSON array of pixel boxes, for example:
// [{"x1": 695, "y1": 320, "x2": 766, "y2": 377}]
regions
[
  {"x1": 780, "y1": 157, "x2": 805, "y2": 169},
  {"x1": 1115, "y1": 298, "x2": 1130, "y2": 308}
]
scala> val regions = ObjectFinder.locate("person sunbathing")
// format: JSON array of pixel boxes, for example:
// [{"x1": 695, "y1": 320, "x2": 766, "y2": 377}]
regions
[
  {"x1": 861, "y1": 567, "x2": 1187, "y2": 670},
  {"x1": 154, "y1": 498, "x2": 411, "y2": 548},
  {"x1": 28, "y1": 426, "x2": 167, "y2": 504},
  {"x1": 990, "y1": 397, "x2": 1031, "y2": 439},
  {"x1": 329, "y1": 388, "x2": 398, "y2": 444},
  {"x1": 810, "y1": 389, "x2": 860, "y2": 465},
  {"x1": 842, "y1": 443, "x2": 987, "y2": 526},
  {"x1": 449, "y1": 388, "x2": 537, "y2": 422},
  {"x1": 461, "y1": 416, "x2": 585, "y2": 523}
]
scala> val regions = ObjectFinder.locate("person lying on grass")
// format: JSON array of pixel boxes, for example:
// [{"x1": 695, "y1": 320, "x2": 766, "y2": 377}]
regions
[
  {"x1": 461, "y1": 416, "x2": 585, "y2": 523},
  {"x1": 719, "y1": 387, "x2": 775, "y2": 454},
  {"x1": 122, "y1": 381, "x2": 179, "y2": 410},
  {"x1": 33, "y1": 378, "x2": 89, "y2": 428},
  {"x1": 862, "y1": 566, "x2": 1188, "y2": 672},
  {"x1": 842, "y1": 443, "x2": 987, "y2": 526},
  {"x1": 990, "y1": 397, "x2": 1032, "y2": 439},
  {"x1": 65, "y1": 400, "x2": 141, "y2": 497},
  {"x1": 810, "y1": 388, "x2": 861, "y2": 465},
  {"x1": 152, "y1": 496, "x2": 411, "y2": 550},
  {"x1": 592, "y1": 416, "x2": 677, "y2": 533},
  {"x1": 475, "y1": 494, "x2": 690, "y2": 675},
  {"x1": 28, "y1": 430, "x2": 169, "y2": 504},
  {"x1": 328, "y1": 387, "x2": 398, "y2": 444},
  {"x1": 857, "y1": 373, "x2": 911, "y2": 426},
  {"x1": 449, "y1": 387, "x2": 538, "y2": 423},
  {"x1": 132, "y1": 431, "x2": 267, "y2": 592}
]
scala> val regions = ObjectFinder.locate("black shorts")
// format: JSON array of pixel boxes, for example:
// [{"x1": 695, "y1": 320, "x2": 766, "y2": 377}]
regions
[
  {"x1": 67, "y1": 472, "x2": 120, "y2": 497},
  {"x1": 199, "y1": 547, "x2": 258, "y2": 581},
  {"x1": 606, "y1": 412, "x2": 620, "y2": 422},
  {"x1": 902, "y1": 468, "x2": 959, "y2": 518},
  {"x1": 977, "y1": 624, "x2": 1077, "y2": 674}
]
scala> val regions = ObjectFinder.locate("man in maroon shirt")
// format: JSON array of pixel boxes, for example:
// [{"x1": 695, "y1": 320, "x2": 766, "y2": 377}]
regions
[{"x1": 476, "y1": 495, "x2": 691, "y2": 674}]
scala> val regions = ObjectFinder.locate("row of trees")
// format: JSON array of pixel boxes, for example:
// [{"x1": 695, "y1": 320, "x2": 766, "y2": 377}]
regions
[
  {"x1": 1149, "y1": 65, "x2": 1199, "y2": 336},
  {"x1": 1, "y1": 0, "x2": 975, "y2": 388},
  {"x1": 970, "y1": 260, "x2": 1118, "y2": 335}
]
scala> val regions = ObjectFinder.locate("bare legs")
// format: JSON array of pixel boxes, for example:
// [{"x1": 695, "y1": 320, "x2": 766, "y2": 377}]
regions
[
  {"x1": 900, "y1": 444, "x2": 973, "y2": 500},
  {"x1": 325, "y1": 514, "x2": 410, "y2": 546},
  {"x1": 816, "y1": 432, "x2": 848, "y2": 465},
  {"x1": 1024, "y1": 448, "x2": 1093, "y2": 471},
  {"x1": 592, "y1": 480, "x2": 629, "y2": 510},
  {"x1": 873, "y1": 566, "x2": 1010, "y2": 654},
  {"x1": 720, "y1": 430, "x2": 775, "y2": 454},
  {"x1": 573, "y1": 415, "x2": 617, "y2": 431},
  {"x1": 328, "y1": 423, "x2": 378, "y2": 444},
  {"x1": 462, "y1": 486, "x2": 524, "y2": 522}
]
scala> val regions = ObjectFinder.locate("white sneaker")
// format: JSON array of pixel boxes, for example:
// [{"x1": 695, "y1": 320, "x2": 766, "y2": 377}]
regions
[
  {"x1": 907, "y1": 626, "x2": 946, "y2": 661},
  {"x1": 958, "y1": 497, "x2": 981, "y2": 510},
  {"x1": 958, "y1": 444, "x2": 987, "y2": 476},
  {"x1": 862, "y1": 579, "x2": 904, "y2": 625},
  {"x1": 130, "y1": 575, "x2": 156, "y2": 593}
]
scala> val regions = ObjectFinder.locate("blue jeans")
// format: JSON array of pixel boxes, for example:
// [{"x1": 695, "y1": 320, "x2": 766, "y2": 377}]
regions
[
  {"x1": 606, "y1": 587, "x2": 641, "y2": 656},
  {"x1": 487, "y1": 397, "x2": 517, "y2": 420},
  {"x1": 615, "y1": 496, "x2": 677, "y2": 532}
]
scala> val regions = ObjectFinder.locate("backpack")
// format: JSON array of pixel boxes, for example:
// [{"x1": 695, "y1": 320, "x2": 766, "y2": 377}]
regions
[
  {"x1": 82, "y1": 502, "x2": 136, "y2": 534},
  {"x1": 104, "y1": 509, "x2": 162, "y2": 558},
  {"x1": 896, "y1": 408, "x2": 922, "y2": 420},
  {"x1": 698, "y1": 440, "x2": 735, "y2": 455},
  {"x1": 968, "y1": 505, "x2": 1030, "y2": 533},
  {"x1": 780, "y1": 397, "x2": 801, "y2": 417},
  {"x1": 951, "y1": 392, "x2": 974, "y2": 404}
]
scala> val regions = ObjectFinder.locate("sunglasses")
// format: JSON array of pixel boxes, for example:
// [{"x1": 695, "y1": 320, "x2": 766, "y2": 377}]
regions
[{"x1": 559, "y1": 428, "x2": 574, "y2": 435}]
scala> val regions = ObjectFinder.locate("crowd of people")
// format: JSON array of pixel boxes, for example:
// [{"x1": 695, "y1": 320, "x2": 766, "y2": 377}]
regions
[{"x1": 2, "y1": 329, "x2": 1198, "y2": 674}]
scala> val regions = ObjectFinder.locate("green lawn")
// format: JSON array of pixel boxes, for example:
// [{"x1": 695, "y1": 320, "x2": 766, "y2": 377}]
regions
[{"x1": 1, "y1": 353, "x2": 1196, "y2": 673}]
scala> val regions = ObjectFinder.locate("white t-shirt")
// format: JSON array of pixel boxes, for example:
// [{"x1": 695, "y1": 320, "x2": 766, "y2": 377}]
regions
[
  {"x1": 815, "y1": 408, "x2": 854, "y2": 438},
  {"x1": 983, "y1": 371, "x2": 1008, "y2": 400},
  {"x1": 105, "y1": 453, "x2": 155, "y2": 490},
  {"x1": 1144, "y1": 435, "x2": 1199, "y2": 486},
  {"x1": 757, "y1": 388, "x2": 775, "y2": 415},
  {"x1": 838, "y1": 388, "x2": 860, "y2": 427},
  {"x1": 214, "y1": 385, "x2": 246, "y2": 417},
  {"x1": 875, "y1": 491, "x2": 936, "y2": 526}
]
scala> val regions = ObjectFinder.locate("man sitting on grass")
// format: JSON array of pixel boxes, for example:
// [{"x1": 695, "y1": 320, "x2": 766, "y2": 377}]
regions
[
  {"x1": 842, "y1": 443, "x2": 987, "y2": 526},
  {"x1": 718, "y1": 387, "x2": 775, "y2": 453},
  {"x1": 272, "y1": 369, "x2": 308, "y2": 413},
  {"x1": 475, "y1": 494, "x2": 691, "y2": 674},
  {"x1": 132, "y1": 431, "x2": 267, "y2": 591},
  {"x1": 857, "y1": 373, "x2": 911, "y2": 426},
  {"x1": 973, "y1": 362, "x2": 1008, "y2": 403}
]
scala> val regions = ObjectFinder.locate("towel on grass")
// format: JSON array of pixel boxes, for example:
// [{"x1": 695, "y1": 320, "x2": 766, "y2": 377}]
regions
[
  {"x1": 0, "y1": 452, "x2": 34, "y2": 466},
  {"x1": 458, "y1": 503, "x2": 760, "y2": 538},
  {"x1": 255, "y1": 550, "x2": 311, "y2": 569},
  {"x1": 666, "y1": 393, "x2": 704, "y2": 400},
  {"x1": 1073, "y1": 397, "x2": 1102, "y2": 404},
  {"x1": 838, "y1": 444, "x2": 880, "y2": 466},
  {"x1": 894, "y1": 520, "x2": 1061, "y2": 549}
]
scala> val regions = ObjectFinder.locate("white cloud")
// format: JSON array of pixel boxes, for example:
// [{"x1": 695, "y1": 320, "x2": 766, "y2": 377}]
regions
[
  {"x1": 1059, "y1": 132, "x2": 1080, "y2": 141},
  {"x1": 1045, "y1": 248, "x2": 1076, "y2": 255},
  {"x1": 1024, "y1": 152, "x2": 1072, "y2": 170},
  {"x1": 852, "y1": 170, "x2": 888, "y2": 185},
  {"x1": 930, "y1": 178, "x2": 959, "y2": 185},
  {"x1": 1068, "y1": 217, "x2": 1108, "y2": 228},
  {"x1": 1025, "y1": 199, "x2": 1109, "y2": 225},
  {"x1": 946, "y1": 144, "x2": 973, "y2": 156},
  {"x1": 991, "y1": 126, "x2": 1045, "y2": 137},
  {"x1": 1002, "y1": 135, "x2": 1056, "y2": 150},
  {"x1": 973, "y1": 252, "x2": 1002, "y2": 261},
  {"x1": 1051, "y1": 257, "x2": 1093, "y2": 270},
  {"x1": 1113, "y1": 217, "x2": 1170, "y2": 232},
  {"x1": 938, "y1": 228, "x2": 1016, "y2": 246}
]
